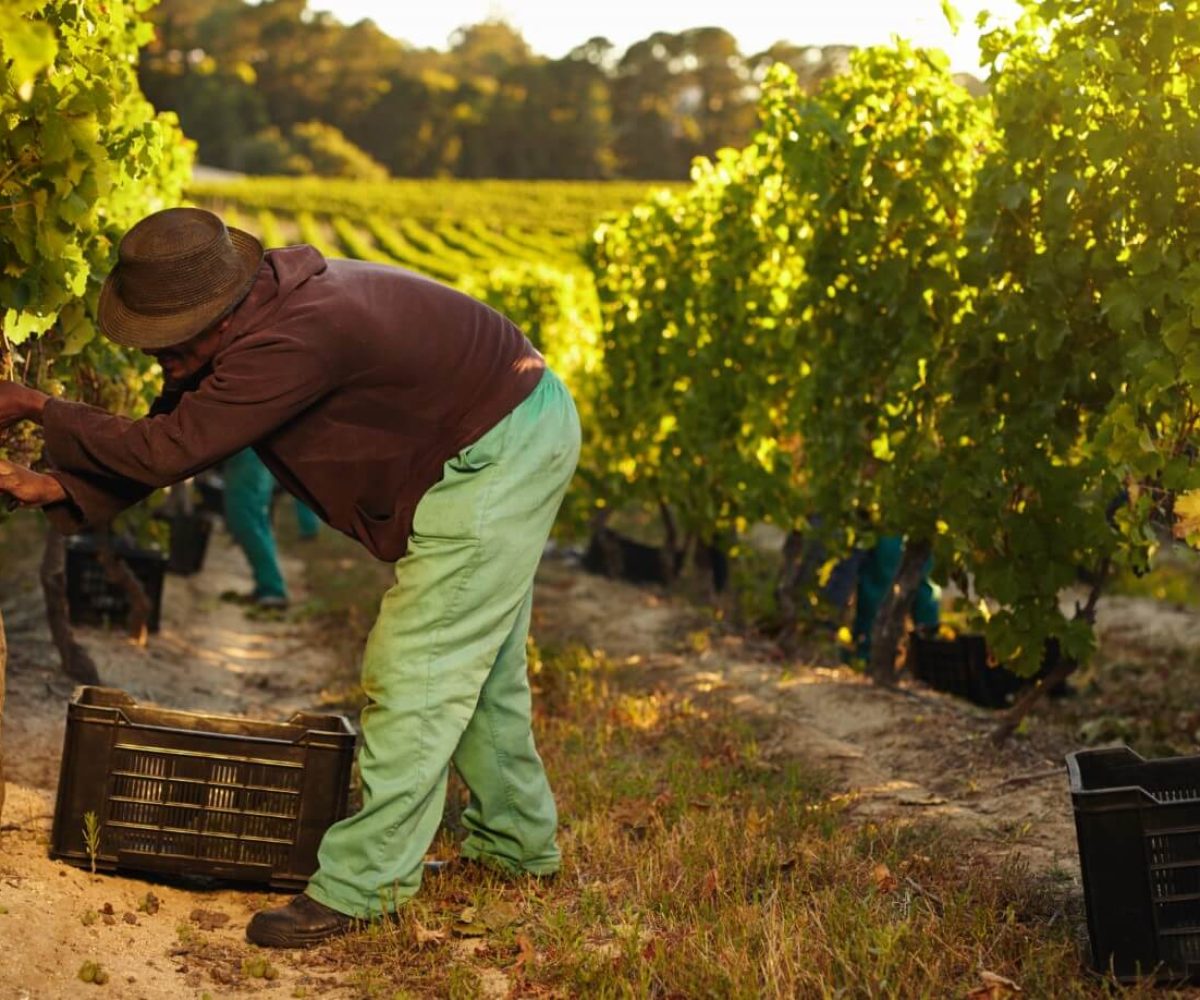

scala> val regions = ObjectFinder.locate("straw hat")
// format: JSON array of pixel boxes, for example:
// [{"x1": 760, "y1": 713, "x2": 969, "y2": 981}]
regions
[{"x1": 98, "y1": 207, "x2": 264, "y2": 349}]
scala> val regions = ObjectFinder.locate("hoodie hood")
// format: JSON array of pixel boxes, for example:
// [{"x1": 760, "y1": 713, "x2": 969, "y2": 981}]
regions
[{"x1": 220, "y1": 245, "x2": 328, "y2": 349}]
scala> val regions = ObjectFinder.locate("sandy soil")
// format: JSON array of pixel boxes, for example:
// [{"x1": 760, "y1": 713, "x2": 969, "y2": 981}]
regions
[{"x1": 2, "y1": 529, "x2": 1196, "y2": 998}]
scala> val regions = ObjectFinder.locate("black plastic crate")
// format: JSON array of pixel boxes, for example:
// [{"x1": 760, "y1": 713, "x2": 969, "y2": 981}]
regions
[
  {"x1": 51, "y1": 687, "x2": 356, "y2": 890},
  {"x1": 905, "y1": 631, "x2": 1019, "y2": 707},
  {"x1": 166, "y1": 512, "x2": 213, "y2": 576},
  {"x1": 66, "y1": 535, "x2": 168, "y2": 633},
  {"x1": 905, "y1": 631, "x2": 1059, "y2": 708},
  {"x1": 1067, "y1": 746, "x2": 1200, "y2": 983}
]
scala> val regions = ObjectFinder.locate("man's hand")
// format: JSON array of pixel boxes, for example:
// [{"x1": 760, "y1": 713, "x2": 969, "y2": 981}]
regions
[
  {"x1": 0, "y1": 380, "x2": 49, "y2": 430},
  {"x1": 0, "y1": 459, "x2": 66, "y2": 508}
]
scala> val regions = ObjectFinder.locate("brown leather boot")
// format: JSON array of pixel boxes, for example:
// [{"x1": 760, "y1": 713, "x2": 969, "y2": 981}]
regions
[{"x1": 245, "y1": 893, "x2": 357, "y2": 948}]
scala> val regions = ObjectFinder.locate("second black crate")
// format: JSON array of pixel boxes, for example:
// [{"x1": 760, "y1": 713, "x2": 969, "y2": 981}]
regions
[
  {"x1": 1068, "y1": 745, "x2": 1200, "y2": 983},
  {"x1": 905, "y1": 631, "x2": 1059, "y2": 708},
  {"x1": 66, "y1": 535, "x2": 168, "y2": 633}
]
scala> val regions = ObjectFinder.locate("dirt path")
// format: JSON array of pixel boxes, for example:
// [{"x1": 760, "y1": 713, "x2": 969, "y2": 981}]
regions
[{"x1": 3, "y1": 532, "x2": 1195, "y2": 998}]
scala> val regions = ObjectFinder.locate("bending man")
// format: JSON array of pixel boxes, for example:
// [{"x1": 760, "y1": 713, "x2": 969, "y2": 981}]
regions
[{"x1": 0, "y1": 207, "x2": 580, "y2": 947}]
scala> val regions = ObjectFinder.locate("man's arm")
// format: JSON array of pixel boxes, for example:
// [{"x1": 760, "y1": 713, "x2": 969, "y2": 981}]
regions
[
  {"x1": 0, "y1": 380, "x2": 192, "y2": 530},
  {"x1": 8, "y1": 331, "x2": 333, "y2": 529},
  {"x1": 48, "y1": 337, "x2": 331, "y2": 520},
  {"x1": 0, "y1": 381, "x2": 49, "y2": 428}
]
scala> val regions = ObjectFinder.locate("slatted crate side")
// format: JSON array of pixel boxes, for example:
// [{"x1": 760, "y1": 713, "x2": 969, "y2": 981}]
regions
[
  {"x1": 1071, "y1": 748, "x2": 1200, "y2": 982},
  {"x1": 51, "y1": 688, "x2": 355, "y2": 888}
]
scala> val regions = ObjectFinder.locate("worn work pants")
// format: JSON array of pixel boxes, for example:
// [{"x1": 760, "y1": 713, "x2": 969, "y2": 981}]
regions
[
  {"x1": 852, "y1": 535, "x2": 940, "y2": 659},
  {"x1": 306, "y1": 370, "x2": 581, "y2": 917},
  {"x1": 223, "y1": 448, "x2": 319, "y2": 600}
]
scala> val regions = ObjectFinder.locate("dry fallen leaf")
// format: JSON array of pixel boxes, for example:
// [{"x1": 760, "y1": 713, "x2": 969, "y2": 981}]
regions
[
  {"x1": 189, "y1": 908, "x2": 230, "y2": 931},
  {"x1": 412, "y1": 919, "x2": 447, "y2": 945},
  {"x1": 512, "y1": 933, "x2": 535, "y2": 974},
  {"x1": 744, "y1": 807, "x2": 767, "y2": 838},
  {"x1": 453, "y1": 906, "x2": 489, "y2": 937},
  {"x1": 966, "y1": 969, "x2": 1022, "y2": 998},
  {"x1": 872, "y1": 863, "x2": 898, "y2": 894},
  {"x1": 479, "y1": 899, "x2": 522, "y2": 931},
  {"x1": 613, "y1": 800, "x2": 656, "y2": 838},
  {"x1": 896, "y1": 791, "x2": 949, "y2": 806}
]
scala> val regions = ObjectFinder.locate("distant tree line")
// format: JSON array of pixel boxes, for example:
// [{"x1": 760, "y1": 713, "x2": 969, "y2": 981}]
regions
[{"x1": 139, "y1": 0, "x2": 983, "y2": 180}]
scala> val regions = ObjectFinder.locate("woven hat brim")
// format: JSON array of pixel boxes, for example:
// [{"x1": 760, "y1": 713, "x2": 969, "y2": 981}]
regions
[{"x1": 97, "y1": 227, "x2": 265, "y2": 350}]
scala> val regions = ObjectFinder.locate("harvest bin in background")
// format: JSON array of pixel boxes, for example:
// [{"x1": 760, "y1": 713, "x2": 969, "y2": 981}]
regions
[
  {"x1": 905, "y1": 631, "x2": 1061, "y2": 708},
  {"x1": 1068, "y1": 746, "x2": 1200, "y2": 983},
  {"x1": 51, "y1": 687, "x2": 356, "y2": 890},
  {"x1": 65, "y1": 535, "x2": 168, "y2": 633},
  {"x1": 165, "y1": 511, "x2": 213, "y2": 576}
]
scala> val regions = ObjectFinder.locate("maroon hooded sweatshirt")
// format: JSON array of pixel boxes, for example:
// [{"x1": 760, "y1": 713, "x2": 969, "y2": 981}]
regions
[{"x1": 41, "y1": 246, "x2": 546, "y2": 561}]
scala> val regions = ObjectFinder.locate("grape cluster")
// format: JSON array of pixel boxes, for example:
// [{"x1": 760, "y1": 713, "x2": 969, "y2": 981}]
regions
[{"x1": 0, "y1": 421, "x2": 43, "y2": 470}]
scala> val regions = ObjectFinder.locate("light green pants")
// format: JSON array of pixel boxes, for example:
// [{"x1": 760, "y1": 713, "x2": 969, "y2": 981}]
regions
[{"x1": 306, "y1": 370, "x2": 580, "y2": 917}]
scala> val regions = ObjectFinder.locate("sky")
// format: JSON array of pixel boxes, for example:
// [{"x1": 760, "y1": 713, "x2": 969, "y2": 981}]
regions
[{"x1": 307, "y1": 0, "x2": 1025, "y2": 75}]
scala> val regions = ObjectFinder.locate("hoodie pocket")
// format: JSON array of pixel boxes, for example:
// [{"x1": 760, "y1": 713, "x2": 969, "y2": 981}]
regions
[{"x1": 350, "y1": 502, "x2": 399, "y2": 554}]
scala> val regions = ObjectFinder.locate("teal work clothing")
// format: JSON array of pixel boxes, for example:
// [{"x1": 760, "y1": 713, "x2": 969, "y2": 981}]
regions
[
  {"x1": 222, "y1": 448, "x2": 318, "y2": 601},
  {"x1": 305, "y1": 369, "x2": 580, "y2": 917},
  {"x1": 292, "y1": 494, "x2": 320, "y2": 539},
  {"x1": 851, "y1": 535, "x2": 940, "y2": 659}
]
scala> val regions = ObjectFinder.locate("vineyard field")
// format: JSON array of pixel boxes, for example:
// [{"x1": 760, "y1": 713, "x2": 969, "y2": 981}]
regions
[{"x1": 191, "y1": 177, "x2": 677, "y2": 287}]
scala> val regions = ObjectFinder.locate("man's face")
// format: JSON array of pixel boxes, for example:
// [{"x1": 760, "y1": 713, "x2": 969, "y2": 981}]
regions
[{"x1": 143, "y1": 318, "x2": 227, "y2": 383}]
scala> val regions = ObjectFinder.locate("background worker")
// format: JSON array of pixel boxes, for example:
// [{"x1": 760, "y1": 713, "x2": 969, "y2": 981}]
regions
[
  {"x1": 222, "y1": 446, "x2": 319, "y2": 609},
  {"x1": 795, "y1": 519, "x2": 940, "y2": 660},
  {"x1": 850, "y1": 535, "x2": 940, "y2": 660}
]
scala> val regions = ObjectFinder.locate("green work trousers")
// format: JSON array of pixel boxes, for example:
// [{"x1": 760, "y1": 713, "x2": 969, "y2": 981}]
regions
[{"x1": 306, "y1": 369, "x2": 580, "y2": 917}]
